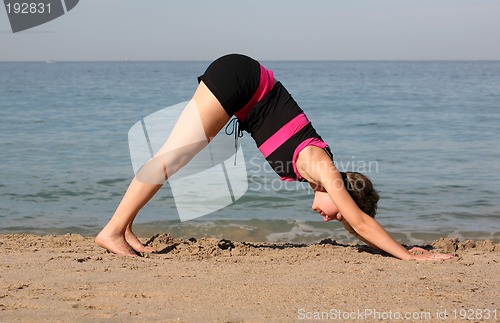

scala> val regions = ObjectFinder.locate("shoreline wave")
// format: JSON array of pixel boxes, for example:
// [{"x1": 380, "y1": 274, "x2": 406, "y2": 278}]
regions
[{"x1": 1, "y1": 219, "x2": 498, "y2": 245}]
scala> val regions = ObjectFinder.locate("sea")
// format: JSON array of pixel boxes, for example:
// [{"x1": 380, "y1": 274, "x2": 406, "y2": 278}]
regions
[{"x1": 1, "y1": 60, "x2": 499, "y2": 244}]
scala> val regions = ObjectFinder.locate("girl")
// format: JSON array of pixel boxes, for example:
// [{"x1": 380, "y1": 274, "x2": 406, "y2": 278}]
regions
[{"x1": 96, "y1": 54, "x2": 453, "y2": 260}]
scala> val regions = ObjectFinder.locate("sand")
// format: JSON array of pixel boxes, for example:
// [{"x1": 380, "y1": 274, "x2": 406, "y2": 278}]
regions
[{"x1": 0, "y1": 234, "x2": 498, "y2": 322}]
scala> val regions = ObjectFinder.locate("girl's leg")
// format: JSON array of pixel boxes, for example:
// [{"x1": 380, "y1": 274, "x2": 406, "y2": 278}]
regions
[
  {"x1": 96, "y1": 179, "x2": 163, "y2": 256},
  {"x1": 95, "y1": 82, "x2": 230, "y2": 256}
]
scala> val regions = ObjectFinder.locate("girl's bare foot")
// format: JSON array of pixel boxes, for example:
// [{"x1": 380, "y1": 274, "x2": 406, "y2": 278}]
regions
[
  {"x1": 95, "y1": 230, "x2": 138, "y2": 257},
  {"x1": 125, "y1": 230, "x2": 157, "y2": 253}
]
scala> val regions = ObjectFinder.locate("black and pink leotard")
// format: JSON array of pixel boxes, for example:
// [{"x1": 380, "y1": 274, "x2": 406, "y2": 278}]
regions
[{"x1": 198, "y1": 54, "x2": 332, "y2": 181}]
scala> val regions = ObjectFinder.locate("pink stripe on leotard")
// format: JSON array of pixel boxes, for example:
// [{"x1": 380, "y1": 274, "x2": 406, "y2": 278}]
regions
[
  {"x1": 289, "y1": 138, "x2": 328, "y2": 181},
  {"x1": 258, "y1": 113, "x2": 310, "y2": 158},
  {"x1": 234, "y1": 65, "x2": 274, "y2": 122}
]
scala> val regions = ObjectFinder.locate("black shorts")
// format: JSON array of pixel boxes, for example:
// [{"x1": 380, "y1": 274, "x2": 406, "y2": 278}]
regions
[{"x1": 198, "y1": 54, "x2": 261, "y2": 116}]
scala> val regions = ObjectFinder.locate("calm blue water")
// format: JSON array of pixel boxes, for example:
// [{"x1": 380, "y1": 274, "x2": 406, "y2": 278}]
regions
[{"x1": 1, "y1": 61, "x2": 499, "y2": 244}]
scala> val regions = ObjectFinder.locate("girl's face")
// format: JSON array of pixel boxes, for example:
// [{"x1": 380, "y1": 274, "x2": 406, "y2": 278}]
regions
[{"x1": 311, "y1": 191, "x2": 343, "y2": 222}]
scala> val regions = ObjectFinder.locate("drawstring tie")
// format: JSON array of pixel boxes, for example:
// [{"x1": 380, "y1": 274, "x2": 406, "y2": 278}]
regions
[{"x1": 225, "y1": 118, "x2": 244, "y2": 165}]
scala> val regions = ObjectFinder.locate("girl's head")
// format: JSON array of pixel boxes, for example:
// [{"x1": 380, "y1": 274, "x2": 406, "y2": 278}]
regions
[{"x1": 312, "y1": 171, "x2": 379, "y2": 221}]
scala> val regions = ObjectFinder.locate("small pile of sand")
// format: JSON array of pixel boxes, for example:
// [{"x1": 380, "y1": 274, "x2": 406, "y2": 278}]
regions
[{"x1": 431, "y1": 238, "x2": 499, "y2": 253}]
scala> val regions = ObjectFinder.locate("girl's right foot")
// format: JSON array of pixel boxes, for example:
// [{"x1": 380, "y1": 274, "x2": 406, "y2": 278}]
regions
[{"x1": 95, "y1": 230, "x2": 138, "y2": 257}]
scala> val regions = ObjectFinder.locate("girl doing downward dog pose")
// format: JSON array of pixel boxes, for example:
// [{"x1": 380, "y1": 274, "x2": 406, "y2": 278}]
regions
[{"x1": 96, "y1": 54, "x2": 453, "y2": 260}]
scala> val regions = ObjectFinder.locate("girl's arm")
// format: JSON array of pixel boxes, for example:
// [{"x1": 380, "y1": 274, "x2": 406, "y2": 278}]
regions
[
  {"x1": 297, "y1": 146, "x2": 453, "y2": 260},
  {"x1": 340, "y1": 219, "x2": 431, "y2": 256},
  {"x1": 339, "y1": 220, "x2": 379, "y2": 249}
]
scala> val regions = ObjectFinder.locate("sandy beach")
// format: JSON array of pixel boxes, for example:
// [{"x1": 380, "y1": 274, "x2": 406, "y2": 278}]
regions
[{"x1": 0, "y1": 234, "x2": 498, "y2": 322}]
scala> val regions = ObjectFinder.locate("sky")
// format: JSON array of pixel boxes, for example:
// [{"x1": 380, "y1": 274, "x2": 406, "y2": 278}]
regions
[{"x1": 1, "y1": 0, "x2": 500, "y2": 61}]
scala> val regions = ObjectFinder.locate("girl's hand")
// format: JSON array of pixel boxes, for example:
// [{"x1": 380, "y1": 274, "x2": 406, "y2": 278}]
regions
[
  {"x1": 407, "y1": 246, "x2": 454, "y2": 260},
  {"x1": 410, "y1": 252, "x2": 454, "y2": 261}
]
